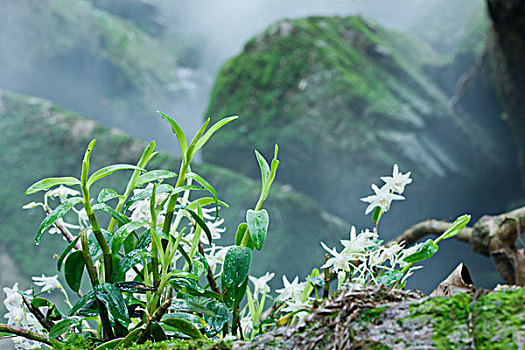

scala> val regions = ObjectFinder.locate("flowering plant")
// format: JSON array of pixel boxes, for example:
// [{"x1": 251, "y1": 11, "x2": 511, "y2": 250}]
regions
[{"x1": 0, "y1": 113, "x2": 470, "y2": 348}]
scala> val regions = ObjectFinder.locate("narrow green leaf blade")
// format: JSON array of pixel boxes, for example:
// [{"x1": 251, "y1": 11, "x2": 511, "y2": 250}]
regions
[
  {"x1": 94, "y1": 283, "x2": 129, "y2": 327},
  {"x1": 403, "y1": 239, "x2": 439, "y2": 263},
  {"x1": 69, "y1": 290, "x2": 96, "y2": 315},
  {"x1": 49, "y1": 319, "x2": 77, "y2": 339},
  {"x1": 135, "y1": 170, "x2": 177, "y2": 188},
  {"x1": 193, "y1": 116, "x2": 238, "y2": 154},
  {"x1": 87, "y1": 164, "x2": 145, "y2": 188},
  {"x1": 185, "y1": 172, "x2": 219, "y2": 216},
  {"x1": 36, "y1": 197, "x2": 83, "y2": 243},
  {"x1": 25, "y1": 177, "x2": 81, "y2": 195},
  {"x1": 246, "y1": 209, "x2": 269, "y2": 250},
  {"x1": 113, "y1": 249, "x2": 146, "y2": 282},
  {"x1": 57, "y1": 235, "x2": 81, "y2": 270},
  {"x1": 438, "y1": 214, "x2": 471, "y2": 241},
  {"x1": 235, "y1": 223, "x2": 248, "y2": 246},
  {"x1": 97, "y1": 188, "x2": 119, "y2": 203},
  {"x1": 92, "y1": 203, "x2": 130, "y2": 226},
  {"x1": 161, "y1": 316, "x2": 203, "y2": 339},
  {"x1": 254, "y1": 150, "x2": 270, "y2": 184},
  {"x1": 65, "y1": 250, "x2": 85, "y2": 293},
  {"x1": 158, "y1": 111, "x2": 188, "y2": 156}
]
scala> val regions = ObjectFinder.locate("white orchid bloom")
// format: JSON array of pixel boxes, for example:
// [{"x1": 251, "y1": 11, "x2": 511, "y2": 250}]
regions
[
  {"x1": 320, "y1": 242, "x2": 351, "y2": 274},
  {"x1": 32, "y1": 275, "x2": 62, "y2": 293},
  {"x1": 361, "y1": 183, "x2": 404, "y2": 214},
  {"x1": 381, "y1": 164, "x2": 412, "y2": 194},
  {"x1": 276, "y1": 275, "x2": 305, "y2": 302},
  {"x1": 249, "y1": 272, "x2": 275, "y2": 299},
  {"x1": 46, "y1": 185, "x2": 80, "y2": 202}
]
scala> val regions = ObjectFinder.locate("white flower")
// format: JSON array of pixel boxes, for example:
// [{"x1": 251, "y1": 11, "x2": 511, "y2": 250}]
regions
[
  {"x1": 22, "y1": 202, "x2": 42, "y2": 210},
  {"x1": 12, "y1": 337, "x2": 41, "y2": 350},
  {"x1": 46, "y1": 185, "x2": 80, "y2": 202},
  {"x1": 340, "y1": 227, "x2": 377, "y2": 257},
  {"x1": 320, "y1": 242, "x2": 351, "y2": 274},
  {"x1": 249, "y1": 272, "x2": 275, "y2": 299},
  {"x1": 282, "y1": 299, "x2": 312, "y2": 320},
  {"x1": 32, "y1": 275, "x2": 62, "y2": 293},
  {"x1": 3, "y1": 283, "x2": 23, "y2": 311},
  {"x1": 276, "y1": 276, "x2": 305, "y2": 302},
  {"x1": 4, "y1": 306, "x2": 24, "y2": 324},
  {"x1": 398, "y1": 242, "x2": 423, "y2": 267},
  {"x1": 361, "y1": 183, "x2": 404, "y2": 215},
  {"x1": 381, "y1": 164, "x2": 412, "y2": 194},
  {"x1": 240, "y1": 316, "x2": 253, "y2": 336}
]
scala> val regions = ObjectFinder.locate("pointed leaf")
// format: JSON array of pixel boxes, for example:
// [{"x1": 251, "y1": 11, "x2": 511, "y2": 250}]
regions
[
  {"x1": 162, "y1": 313, "x2": 206, "y2": 329},
  {"x1": 437, "y1": 214, "x2": 471, "y2": 242},
  {"x1": 65, "y1": 250, "x2": 85, "y2": 293},
  {"x1": 403, "y1": 239, "x2": 439, "y2": 263},
  {"x1": 57, "y1": 235, "x2": 81, "y2": 270},
  {"x1": 254, "y1": 150, "x2": 270, "y2": 185},
  {"x1": 36, "y1": 197, "x2": 83, "y2": 243},
  {"x1": 69, "y1": 290, "x2": 96, "y2": 315},
  {"x1": 221, "y1": 246, "x2": 252, "y2": 308},
  {"x1": 187, "y1": 119, "x2": 210, "y2": 160},
  {"x1": 111, "y1": 220, "x2": 148, "y2": 254},
  {"x1": 25, "y1": 177, "x2": 81, "y2": 195},
  {"x1": 177, "y1": 205, "x2": 213, "y2": 245},
  {"x1": 135, "y1": 170, "x2": 178, "y2": 188},
  {"x1": 97, "y1": 188, "x2": 119, "y2": 203},
  {"x1": 185, "y1": 172, "x2": 219, "y2": 217},
  {"x1": 203, "y1": 299, "x2": 230, "y2": 337},
  {"x1": 160, "y1": 316, "x2": 203, "y2": 339},
  {"x1": 94, "y1": 283, "x2": 129, "y2": 327},
  {"x1": 235, "y1": 223, "x2": 248, "y2": 246},
  {"x1": 49, "y1": 319, "x2": 77, "y2": 339},
  {"x1": 169, "y1": 299, "x2": 217, "y2": 317},
  {"x1": 92, "y1": 203, "x2": 130, "y2": 226},
  {"x1": 246, "y1": 209, "x2": 269, "y2": 250},
  {"x1": 194, "y1": 116, "x2": 238, "y2": 154},
  {"x1": 113, "y1": 249, "x2": 147, "y2": 282},
  {"x1": 376, "y1": 270, "x2": 405, "y2": 287},
  {"x1": 87, "y1": 164, "x2": 145, "y2": 188},
  {"x1": 158, "y1": 111, "x2": 188, "y2": 156}
]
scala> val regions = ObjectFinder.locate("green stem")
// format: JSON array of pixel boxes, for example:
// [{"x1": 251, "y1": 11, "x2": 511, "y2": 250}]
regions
[
  {"x1": 80, "y1": 230, "x2": 99, "y2": 286},
  {"x1": 82, "y1": 185, "x2": 113, "y2": 282},
  {"x1": 150, "y1": 184, "x2": 160, "y2": 289},
  {"x1": 162, "y1": 161, "x2": 189, "y2": 236},
  {"x1": 0, "y1": 324, "x2": 60, "y2": 348}
]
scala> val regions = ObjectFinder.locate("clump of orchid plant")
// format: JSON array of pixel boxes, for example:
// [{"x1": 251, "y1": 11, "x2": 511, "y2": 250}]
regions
[{"x1": 0, "y1": 111, "x2": 470, "y2": 348}]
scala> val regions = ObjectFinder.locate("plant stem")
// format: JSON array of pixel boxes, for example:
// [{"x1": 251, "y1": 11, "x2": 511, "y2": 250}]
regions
[
  {"x1": 80, "y1": 230, "x2": 99, "y2": 286},
  {"x1": 81, "y1": 185, "x2": 113, "y2": 282},
  {"x1": 21, "y1": 295, "x2": 54, "y2": 332},
  {"x1": 198, "y1": 243, "x2": 221, "y2": 294},
  {"x1": 323, "y1": 254, "x2": 330, "y2": 299},
  {"x1": 0, "y1": 324, "x2": 60, "y2": 347}
]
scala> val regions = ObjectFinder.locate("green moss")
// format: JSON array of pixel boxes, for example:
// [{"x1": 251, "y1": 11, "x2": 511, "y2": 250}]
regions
[
  {"x1": 359, "y1": 305, "x2": 389, "y2": 324},
  {"x1": 202, "y1": 15, "x2": 479, "y2": 220}
]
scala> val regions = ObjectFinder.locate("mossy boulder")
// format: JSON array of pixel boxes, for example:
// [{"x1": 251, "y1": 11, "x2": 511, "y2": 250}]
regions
[
  {"x1": 0, "y1": 0, "x2": 205, "y2": 150},
  {"x1": 0, "y1": 89, "x2": 349, "y2": 290},
  {"x1": 202, "y1": 16, "x2": 509, "y2": 230}
]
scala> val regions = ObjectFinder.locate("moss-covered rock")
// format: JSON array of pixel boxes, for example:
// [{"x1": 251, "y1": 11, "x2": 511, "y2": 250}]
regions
[
  {"x1": 0, "y1": 89, "x2": 349, "y2": 290},
  {"x1": 0, "y1": 0, "x2": 206, "y2": 150},
  {"x1": 202, "y1": 16, "x2": 508, "y2": 228}
]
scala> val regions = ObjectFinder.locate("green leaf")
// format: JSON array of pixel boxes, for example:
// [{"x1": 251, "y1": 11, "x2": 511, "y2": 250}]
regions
[
  {"x1": 111, "y1": 220, "x2": 148, "y2": 254},
  {"x1": 161, "y1": 316, "x2": 203, "y2": 339},
  {"x1": 436, "y1": 214, "x2": 471, "y2": 242},
  {"x1": 94, "y1": 338, "x2": 125, "y2": 350},
  {"x1": 31, "y1": 297, "x2": 53, "y2": 309},
  {"x1": 151, "y1": 321, "x2": 168, "y2": 341},
  {"x1": 185, "y1": 172, "x2": 219, "y2": 217},
  {"x1": 57, "y1": 235, "x2": 81, "y2": 270},
  {"x1": 163, "y1": 313, "x2": 207, "y2": 329},
  {"x1": 94, "y1": 283, "x2": 129, "y2": 327},
  {"x1": 87, "y1": 164, "x2": 145, "y2": 188},
  {"x1": 203, "y1": 299, "x2": 230, "y2": 337},
  {"x1": 92, "y1": 203, "x2": 130, "y2": 226},
  {"x1": 187, "y1": 118, "x2": 210, "y2": 161},
  {"x1": 372, "y1": 206, "x2": 381, "y2": 223},
  {"x1": 221, "y1": 246, "x2": 252, "y2": 308},
  {"x1": 116, "y1": 281, "x2": 155, "y2": 294},
  {"x1": 193, "y1": 116, "x2": 238, "y2": 155},
  {"x1": 135, "y1": 170, "x2": 177, "y2": 188},
  {"x1": 69, "y1": 290, "x2": 96, "y2": 315},
  {"x1": 113, "y1": 326, "x2": 144, "y2": 349},
  {"x1": 187, "y1": 197, "x2": 229, "y2": 210},
  {"x1": 376, "y1": 270, "x2": 404, "y2": 287},
  {"x1": 49, "y1": 319, "x2": 77, "y2": 339},
  {"x1": 36, "y1": 197, "x2": 83, "y2": 244},
  {"x1": 177, "y1": 205, "x2": 213, "y2": 245},
  {"x1": 170, "y1": 277, "x2": 221, "y2": 300},
  {"x1": 169, "y1": 299, "x2": 217, "y2": 317},
  {"x1": 25, "y1": 177, "x2": 81, "y2": 195},
  {"x1": 254, "y1": 150, "x2": 270, "y2": 185},
  {"x1": 177, "y1": 245, "x2": 193, "y2": 273},
  {"x1": 65, "y1": 251, "x2": 85, "y2": 293},
  {"x1": 123, "y1": 184, "x2": 173, "y2": 211},
  {"x1": 235, "y1": 223, "x2": 248, "y2": 246},
  {"x1": 403, "y1": 239, "x2": 440, "y2": 263},
  {"x1": 158, "y1": 111, "x2": 188, "y2": 157},
  {"x1": 113, "y1": 249, "x2": 146, "y2": 282},
  {"x1": 97, "y1": 188, "x2": 119, "y2": 203},
  {"x1": 246, "y1": 209, "x2": 269, "y2": 250}
]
